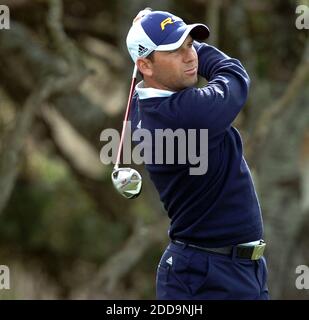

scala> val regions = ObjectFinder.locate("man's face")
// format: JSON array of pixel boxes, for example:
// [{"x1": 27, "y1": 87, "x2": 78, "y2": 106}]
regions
[{"x1": 140, "y1": 35, "x2": 198, "y2": 91}]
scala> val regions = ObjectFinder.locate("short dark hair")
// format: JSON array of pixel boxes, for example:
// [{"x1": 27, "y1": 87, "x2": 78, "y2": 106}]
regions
[{"x1": 146, "y1": 51, "x2": 155, "y2": 62}]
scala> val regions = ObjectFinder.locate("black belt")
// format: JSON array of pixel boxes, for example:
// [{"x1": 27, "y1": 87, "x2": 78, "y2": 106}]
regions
[{"x1": 172, "y1": 240, "x2": 266, "y2": 260}]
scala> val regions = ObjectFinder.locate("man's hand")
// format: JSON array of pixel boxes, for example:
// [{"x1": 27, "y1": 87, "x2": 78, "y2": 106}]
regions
[{"x1": 133, "y1": 7, "x2": 152, "y2": 24}]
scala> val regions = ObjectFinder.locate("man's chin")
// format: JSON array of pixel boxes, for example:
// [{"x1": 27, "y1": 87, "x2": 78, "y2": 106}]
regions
[{"x1": 185, "y1": 77, "x2": 198, "y2": 88}]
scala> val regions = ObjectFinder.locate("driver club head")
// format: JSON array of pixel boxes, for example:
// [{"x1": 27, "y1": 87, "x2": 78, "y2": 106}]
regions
[{"x1": 111, "y1": 167, "x2": 142, "y2": 199}]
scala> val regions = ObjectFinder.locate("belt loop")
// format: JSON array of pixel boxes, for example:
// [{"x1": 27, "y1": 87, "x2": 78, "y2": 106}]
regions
[
  {"x1": 180, "y1": 242, "x2": 187, "y2": 250},
  {"x1": 231, "y1": 245, "x2": 238, "y2": 261},
  {"x1": 172, "y1": 240, "x2": 187, "y2": 250}
]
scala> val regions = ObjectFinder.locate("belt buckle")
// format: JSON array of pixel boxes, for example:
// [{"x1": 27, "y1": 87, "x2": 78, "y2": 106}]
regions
[{"x1": 251, "y1": 241, "x2": 266, "y2": 260}]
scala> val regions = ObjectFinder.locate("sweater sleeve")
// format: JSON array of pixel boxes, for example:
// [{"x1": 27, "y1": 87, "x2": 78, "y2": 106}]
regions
[{"x1": 176, "y1": 42, "x2": 250, "y2": 135}]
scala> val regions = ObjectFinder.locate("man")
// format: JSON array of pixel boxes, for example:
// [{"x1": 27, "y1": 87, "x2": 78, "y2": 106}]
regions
[{"x1": 126, "y1": 10, "x2": 269, "y2": 300}]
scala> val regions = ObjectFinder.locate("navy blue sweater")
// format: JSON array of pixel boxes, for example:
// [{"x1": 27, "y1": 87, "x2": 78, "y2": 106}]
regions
[{"x1": 129, "y1": 43, "x2": 263, "y2": 247}]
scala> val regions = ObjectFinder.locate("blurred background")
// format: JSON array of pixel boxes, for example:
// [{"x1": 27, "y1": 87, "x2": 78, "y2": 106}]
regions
[{"x1": 0, "y1": 0, "x2": 308, "y2": 299}]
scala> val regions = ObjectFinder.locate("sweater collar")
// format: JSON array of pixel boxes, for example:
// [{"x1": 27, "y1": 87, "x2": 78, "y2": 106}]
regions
[{"x1": 135, "y1": 81, "x2": 175, "y2": 100}]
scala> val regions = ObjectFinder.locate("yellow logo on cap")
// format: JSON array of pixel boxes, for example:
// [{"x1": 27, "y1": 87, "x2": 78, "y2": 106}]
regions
[{"x1": 161, "y1": 17, "x2": 174, "y2": 30}]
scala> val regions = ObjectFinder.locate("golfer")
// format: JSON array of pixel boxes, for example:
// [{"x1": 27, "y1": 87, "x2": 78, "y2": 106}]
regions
[{"x1": 126, "y1": 10, "x2": 269, "y2": 300}]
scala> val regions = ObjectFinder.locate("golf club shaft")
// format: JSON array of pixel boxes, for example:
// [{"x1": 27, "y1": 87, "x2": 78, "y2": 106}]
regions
[{"x1": 114, "y1": 64, "x2": 138, "y2": 170}]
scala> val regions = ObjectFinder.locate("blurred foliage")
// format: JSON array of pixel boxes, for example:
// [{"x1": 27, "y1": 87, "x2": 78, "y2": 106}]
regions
[{"x1": 0, "y1": 150, "x2": 130, "y2": 262}]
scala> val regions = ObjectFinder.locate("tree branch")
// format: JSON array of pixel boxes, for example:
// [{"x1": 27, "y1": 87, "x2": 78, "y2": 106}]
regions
[
  {"x1": 0, "y1": 72, "x2": 88, "y2": 214},
  {"x1": 0, "y1": 0, "x2": 92, "y2": 215},
  {"x1": 47, "y1": 0, "x2": 83, "y2": 68},
  {"x1": 247, "y1": 39, "x2": 309, "y2": 161},
  {"x1": 206, "y1": 0, "x2": 222, "y2": 47},
  {"x1": 0, "y1": 22, "x2": 107, "y2": 147},
  {"x1": 0, "y1": 0, "x2": 29, "y2": 8},
  {"x1": 72, "y1": 216, "x2": 169, "y2": 299},
  {"x1": 41, "y1": 104, "x2": 104, "y2": 180}
]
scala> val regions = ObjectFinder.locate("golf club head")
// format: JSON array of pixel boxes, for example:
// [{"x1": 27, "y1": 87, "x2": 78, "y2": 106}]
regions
[{"x1": 111, "y1": 168, "x2": 142, "y2": 199}]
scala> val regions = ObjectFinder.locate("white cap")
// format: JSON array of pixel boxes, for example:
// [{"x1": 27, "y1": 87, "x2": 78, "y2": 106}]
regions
[{"x1": 126, "y1": 11, "x2": 210, "y2": 63}]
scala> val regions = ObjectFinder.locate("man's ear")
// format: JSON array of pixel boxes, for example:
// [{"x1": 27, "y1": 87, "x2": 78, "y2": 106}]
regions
[{"x1": 136, "y1": 58, "x2": 153, "y2": 77}]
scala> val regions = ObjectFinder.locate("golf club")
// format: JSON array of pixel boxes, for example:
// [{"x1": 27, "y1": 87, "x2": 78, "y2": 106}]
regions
[
  {"x1": 111, "y1": 8, "x2": 153, "y2": 199},
  {"x1": 111, "y1": 64, "x2": 142, "y2": 199}
]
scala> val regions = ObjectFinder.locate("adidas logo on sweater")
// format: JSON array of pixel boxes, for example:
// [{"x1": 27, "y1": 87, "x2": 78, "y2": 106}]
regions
[
  {"x1": 138, "y1": 44, "x2": 148, "y2": 56},
  {"x1": 166, "y1": 256, "x2": 173, "y2": 266}
]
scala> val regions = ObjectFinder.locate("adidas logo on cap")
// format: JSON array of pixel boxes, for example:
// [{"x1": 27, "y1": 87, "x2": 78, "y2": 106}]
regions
[{"x1": 138, "y1": 44, "x2": 148, "y2": 56}]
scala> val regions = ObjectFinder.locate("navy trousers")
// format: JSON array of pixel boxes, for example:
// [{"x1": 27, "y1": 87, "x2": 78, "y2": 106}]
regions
[{"x1": 156, "y1": 241, "x2": 269, "y2": 300}]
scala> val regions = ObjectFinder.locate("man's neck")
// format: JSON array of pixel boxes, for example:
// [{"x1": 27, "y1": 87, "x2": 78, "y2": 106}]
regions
[{"x1": 143, "y1": 78, "x2": 170, "y2": 91}]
